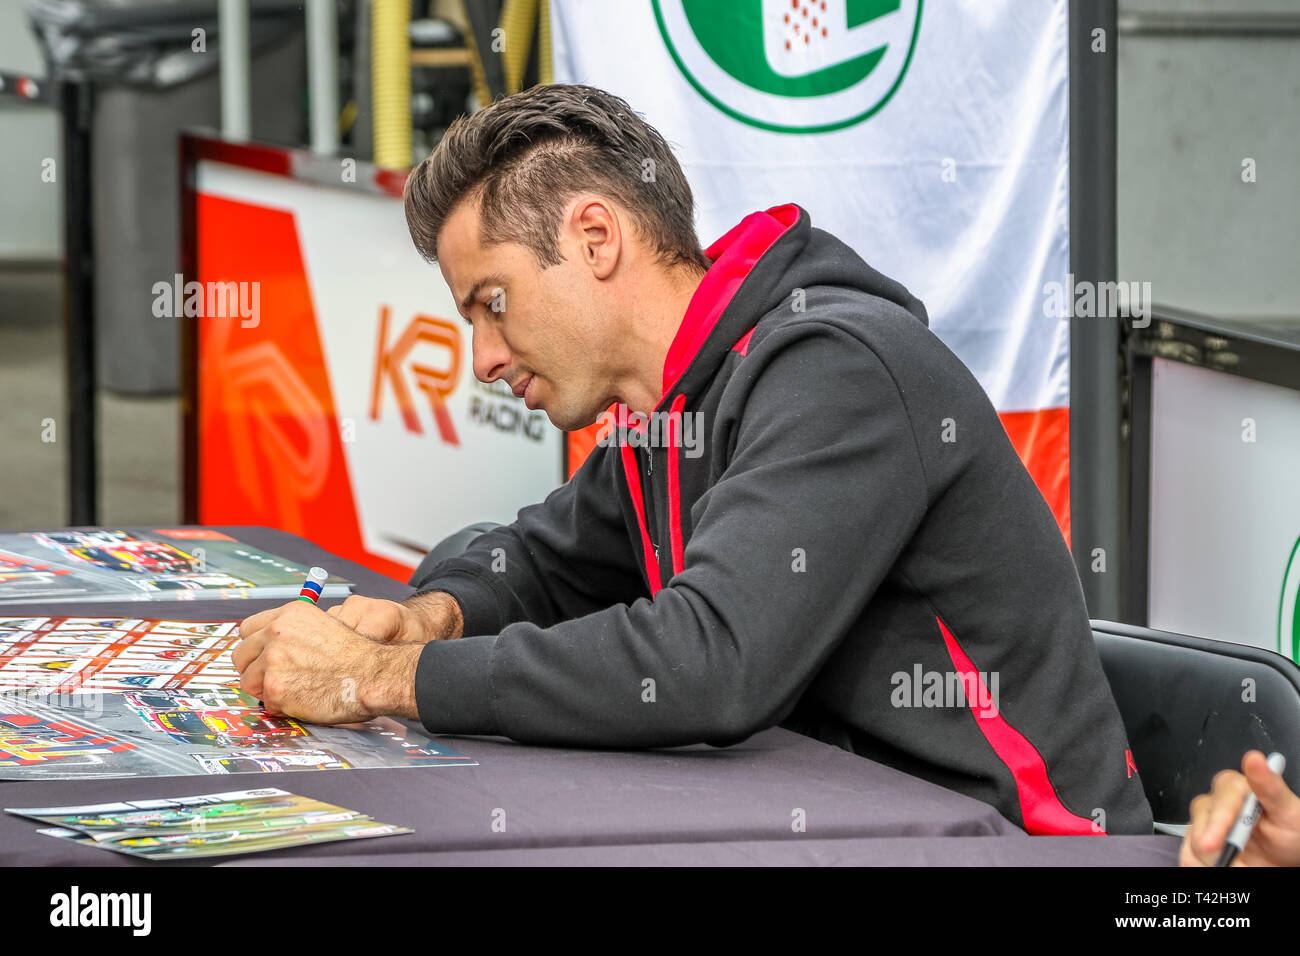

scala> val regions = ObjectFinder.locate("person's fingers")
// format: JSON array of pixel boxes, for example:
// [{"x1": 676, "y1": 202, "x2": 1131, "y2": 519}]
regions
[
  {"x1": 354, "y1": 608, "x2": 400, "y2": 641},
  {"x1": 1186, "y1": 779, "x2": 1220, "y2": 858},
  {"x1": 325, "y1": 596, "x2": 402, "y2": 641},
  {"x1": 1179, "y1": 815, "x2": 1200, "y2": 867},
  {"x1": 1180, "y1": 832, "x2": 1209, "y2": 867},
  {"x1": 230, "y1": 627, "x2": 270, "y2": 673},
  {"x1": 239, "y1": 651, "x2": 267, "y2": 701},
  {"x1": 1181, "y1": 753, "x2": 1300, "y2": 867},
  {"x1": 1182, "y1": 793, "x2": 1217, "y2": 866},
  {"x1": 1199, "y1": 770, "x2": 1250, "y2": 854},
  {"x1": 326, "y1": 601, "x2": 365, "y2": 626},
  {"x1": 239, "y1": 605, "x2": 280, "y2": 639},
  {"x1": 331, "y1": 595, "x2": 372, "y2": 631},
  {"x1": 1241, "y1": 750, "x2": 1298, "y2": 818}
]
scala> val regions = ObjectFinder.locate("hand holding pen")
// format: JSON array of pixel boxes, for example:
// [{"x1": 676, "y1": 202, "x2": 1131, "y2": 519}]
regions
[{"x1": 1181, "y1": 750, "x2": 1300, "y2": 867}]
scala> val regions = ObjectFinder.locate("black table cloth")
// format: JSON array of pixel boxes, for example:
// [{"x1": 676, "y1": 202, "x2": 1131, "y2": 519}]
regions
[{"x1": 0, "y1": 527, "x2": 1180, "y2": 866}]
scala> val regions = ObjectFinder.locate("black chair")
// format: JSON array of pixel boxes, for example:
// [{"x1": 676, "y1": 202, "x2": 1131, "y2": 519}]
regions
[
  {"x1": 1092, "y1": 619, "x2": 1300, "y2": 824},
  {"x1": 408, "y1": 521, "x2": 502, "y2": 591}
]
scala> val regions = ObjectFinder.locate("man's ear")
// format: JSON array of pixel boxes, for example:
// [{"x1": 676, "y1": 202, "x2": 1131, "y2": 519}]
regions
[{"x1": 572, "y1": 198, "x2": 620, "y2": 281}]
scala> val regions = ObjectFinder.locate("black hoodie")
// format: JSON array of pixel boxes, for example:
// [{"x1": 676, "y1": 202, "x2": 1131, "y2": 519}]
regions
[{"x1": 411, "y1": 203, "x2": 1154, "y2": 836}]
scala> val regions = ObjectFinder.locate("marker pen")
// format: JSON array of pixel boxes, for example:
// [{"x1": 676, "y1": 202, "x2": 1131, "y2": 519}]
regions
[
  {"x1": 257, "y1": 566, "x2": 329, "y2": 710},
  {"x1": 297, "y1": 566, "x2": 329, "y2": 604},
  {"x1": 1216, "y1": 751, "x2": 1287, "y2": 867}
]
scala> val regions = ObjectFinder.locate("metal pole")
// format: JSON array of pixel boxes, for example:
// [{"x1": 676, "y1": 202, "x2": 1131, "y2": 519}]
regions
[
  {"x1": 352, "y1": 0, "x2": 373, "y2": 159},
  {"x1": 219, "y1": 0, "x2": 251, "y2": 140},
  {"x1": 1069, "y1": 0, "x2": 1123, "y2": 620},
  {"x1": 61, "y1": 78, "x2": 97, "y2": 525},
  {"x1": 1117, "y1": 10, "x2": 1300, "y2": 37},
  {"x1": 306, "y1": 0, "x2": 339, "y2": 155}
]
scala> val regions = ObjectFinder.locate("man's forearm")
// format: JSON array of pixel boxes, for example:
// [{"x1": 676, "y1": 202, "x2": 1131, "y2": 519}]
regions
[
  {"x1": 402, "y1": 590, "x2": 464, "y2": 642},
  {"x1": 352, "y1": 594, "x2": 462, "y2": 722},
  {"x1": 361, "y1": 642, "x2": 422, "y2": 720}
]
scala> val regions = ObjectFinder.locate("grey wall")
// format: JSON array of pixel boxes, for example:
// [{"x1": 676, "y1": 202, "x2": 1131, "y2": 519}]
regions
[
  {"x1": 92, "y1": 32, "x2": 307, "y2": 394},
  {"x1": 0, "y1": 2, "x2": 61, "y2": 262},
  {"x1": 1117, "y1": 0, "x2": 1300, "y2": 318}
]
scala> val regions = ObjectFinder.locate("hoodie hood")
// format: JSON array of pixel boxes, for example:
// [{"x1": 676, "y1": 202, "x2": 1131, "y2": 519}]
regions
[{"x1": 658, "y1": 203, "x2": 929, "y2": 409}]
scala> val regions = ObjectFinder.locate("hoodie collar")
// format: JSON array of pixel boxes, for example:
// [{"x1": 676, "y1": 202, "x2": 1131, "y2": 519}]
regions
[{"x1": 659, "y1": 204, "x2": 802, "y2": 402}]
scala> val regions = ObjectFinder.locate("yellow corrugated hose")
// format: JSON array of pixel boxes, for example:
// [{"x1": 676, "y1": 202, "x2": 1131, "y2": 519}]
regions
[
  {"x1": 372, "y1": 0, "x2": 412, "y2": 169},
  {"x1": 499, "y1": 0, "x2": 554, "y2": 91},
  {"x1": 499, "y1": 0, "x2": 536, "y2": 95},
  {"x1": 538, "y1": 0, "x2": 552, "y2": 85}
]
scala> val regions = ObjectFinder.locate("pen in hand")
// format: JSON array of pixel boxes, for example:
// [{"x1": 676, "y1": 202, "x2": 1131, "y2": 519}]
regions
[
  {"x1": 258, "y1": 566, "x2": 329, "y2": 710},
  {"x1": 297, "y1": 566, "x2": 329, "y2": 604},
  {"x1": 1216, "y1": 751, "x2": 1287, "y2": 867}
]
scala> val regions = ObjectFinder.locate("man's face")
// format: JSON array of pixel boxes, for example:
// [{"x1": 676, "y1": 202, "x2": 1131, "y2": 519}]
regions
[{"x1": 436, "y1": 198, "x2": 612, "y2": 432}]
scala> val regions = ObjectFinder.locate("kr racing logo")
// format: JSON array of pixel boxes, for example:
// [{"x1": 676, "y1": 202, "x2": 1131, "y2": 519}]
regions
[
  {"x1": 370, "y1": 305, "x2": 462, "y2": 445},
  {"x1": 653, "y1": 0, "x2": 922, "y2": 133}
]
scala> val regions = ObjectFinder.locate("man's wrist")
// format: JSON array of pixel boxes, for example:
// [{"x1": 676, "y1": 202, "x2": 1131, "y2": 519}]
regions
[
  {"x1": 360, "y1": 642, "x2": 422, "y2": 720},
  {"x1": 402, "y1": 591, "x2": 463, "y2": 643}
]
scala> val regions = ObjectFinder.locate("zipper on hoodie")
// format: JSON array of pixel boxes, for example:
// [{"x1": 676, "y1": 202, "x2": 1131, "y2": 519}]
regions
[{"x1": 641, "y1": 446, "x2": 659, "y2": 567}]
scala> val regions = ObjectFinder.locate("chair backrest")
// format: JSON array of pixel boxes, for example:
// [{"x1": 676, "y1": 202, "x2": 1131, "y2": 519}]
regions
[
  {"x1": 408, "y1": 521, "x2": 503, "y2": 590},
  {"x1": 1091, "y1": 619, "x2": 1300, "y2": 824}
]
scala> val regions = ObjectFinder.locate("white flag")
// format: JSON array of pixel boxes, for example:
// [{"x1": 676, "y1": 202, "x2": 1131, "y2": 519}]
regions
[{"x1": 552, "y1": 0, "x2": 1073, "y2": 540}]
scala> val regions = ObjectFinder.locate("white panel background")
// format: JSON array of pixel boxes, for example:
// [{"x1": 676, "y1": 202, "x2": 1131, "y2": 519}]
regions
[
  {"x1": 197, "y1": 163, "x2": 563, "y2": 567},
  {"x1": 1148, "y1": 358, "x2": 1300, "y2": 656}
]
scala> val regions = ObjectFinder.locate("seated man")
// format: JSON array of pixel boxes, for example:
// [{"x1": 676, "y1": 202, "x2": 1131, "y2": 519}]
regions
[{"x1": 235, "y1": 83, "x2": 1152, "y2": 836}]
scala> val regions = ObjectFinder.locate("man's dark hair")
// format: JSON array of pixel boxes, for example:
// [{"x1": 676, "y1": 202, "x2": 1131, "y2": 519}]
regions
[{"x1": 404, "y1": 84, "x2": 708, "y2": 272}]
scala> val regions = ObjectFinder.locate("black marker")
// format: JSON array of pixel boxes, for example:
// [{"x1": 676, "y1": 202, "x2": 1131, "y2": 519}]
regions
[{"x1": 1216, "y1": 751, "x2": 1286, "y2": 867}]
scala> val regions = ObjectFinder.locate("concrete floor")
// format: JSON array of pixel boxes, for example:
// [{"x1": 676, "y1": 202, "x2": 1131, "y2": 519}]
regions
[{"x1": 0, "y1": 267, "x2": 179, "y2": 529}]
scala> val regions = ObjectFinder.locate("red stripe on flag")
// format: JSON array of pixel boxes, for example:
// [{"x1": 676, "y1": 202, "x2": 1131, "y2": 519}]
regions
[{"x1": 998, "y1": 406, "x2": 1070, "y2": 549}]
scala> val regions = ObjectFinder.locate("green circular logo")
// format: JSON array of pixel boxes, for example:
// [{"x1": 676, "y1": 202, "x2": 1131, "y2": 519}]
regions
[
  {"x1": 1279, "y1": 534, "x2": 1300, "y2": 664},
  {"x1": 653, "y1": 0, "x2": 923, "y2": 134}
]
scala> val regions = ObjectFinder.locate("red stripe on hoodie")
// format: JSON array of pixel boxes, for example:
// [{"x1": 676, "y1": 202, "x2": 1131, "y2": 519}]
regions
[
  {"x1": 621, "y1": 442, "x2": 662, "y2": 595},
  {"x1": 618, "y1": 204, "x2": 799, "y2": 590},
  {"x1": 666, "y1": 393, "x2": 687, "y2": 576},
  {"x1": 660, "y1": 204, "x2": 800, "y2": 397},
  {"x1": 935, "y1": 616, "x2": 1101, "y2": 836}
]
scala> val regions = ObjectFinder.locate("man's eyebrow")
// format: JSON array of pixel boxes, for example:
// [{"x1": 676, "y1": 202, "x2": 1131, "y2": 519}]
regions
[{"x1": 459, "y1": 274, "x2": 507, "y2": 311}]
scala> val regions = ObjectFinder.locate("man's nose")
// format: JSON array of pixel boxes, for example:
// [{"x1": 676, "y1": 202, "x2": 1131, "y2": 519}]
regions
[{"x1": 471, "y1": 320, "x2": 510, "y2": 384}]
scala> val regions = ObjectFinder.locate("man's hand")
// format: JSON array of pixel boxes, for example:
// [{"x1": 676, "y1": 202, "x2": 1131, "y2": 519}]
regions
[
  {"x1": 326, "y1": 595, "x2": 424, "y2": 644},
  {"x1": 1180, "y1": 750, "x2": 1300, "y2": 867},
  {"x1": 325, "y1": 593, "x2": 464, "y2": 645},
  {"x1": 235, "y1": 600, "x2": 422, "y2": 724}
]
